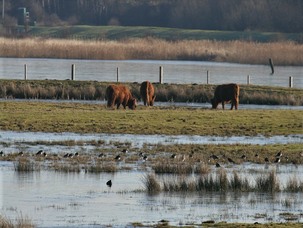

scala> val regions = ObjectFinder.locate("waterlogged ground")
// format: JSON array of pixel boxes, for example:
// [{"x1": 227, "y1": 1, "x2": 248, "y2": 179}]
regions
[
  {"x1": 1, "y1": 164, "x2": 303, "y2": 227},
  {"x1": 0, "y1": 131, "x2": 303, "y2": 226}
]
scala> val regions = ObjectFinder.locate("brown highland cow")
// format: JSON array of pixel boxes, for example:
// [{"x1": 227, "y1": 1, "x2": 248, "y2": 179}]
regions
[
  {"x1": 140, "y1": 81, "x2": 156, "y2": 106},
  {"x1": 106, "y1": 84, "x2": 137, "y2": 110},
  {"x1": 211, "y1": 83, "x2": 240, "y2": 110}
]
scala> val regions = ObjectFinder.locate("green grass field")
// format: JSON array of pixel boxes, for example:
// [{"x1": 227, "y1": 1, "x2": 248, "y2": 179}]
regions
[
  {"x1": 0, "y1": 101, "x2": 302, "y2": 136},
  {"x1": 27, "y1": 25, "x2": 302, "y2": 42}
]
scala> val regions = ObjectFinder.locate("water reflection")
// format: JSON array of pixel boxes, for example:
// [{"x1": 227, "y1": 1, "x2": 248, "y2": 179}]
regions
[
  {"x1": 0, "y1": 166, "x2": 302, "y2": 226},
  {"x1": 0, "y1": 131, "x2": 302, "y2": 153}
]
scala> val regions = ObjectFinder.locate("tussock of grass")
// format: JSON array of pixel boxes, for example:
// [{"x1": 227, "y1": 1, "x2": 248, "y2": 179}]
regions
[
  {"x1": 285, "y1": 177, "x2": 303, "y2": 192},
  {"x1": 52, "y1": 162, "x2": 81, "y2": 173},
  {"x1": 0, "y1": 214, "x2": 35, "y2": 228},
  {"x1": 255, "y1": 170, "x2": 280, "y2": 193},
  {"x1": 146, "y1": 170, "x2": 303, "y2": 193},
  {"x1": 85, "y1": 162, "x2": 117, "y2": 173},
  {"x1": 144, "y1": 174, "x2": 161, "y2": 194},
  {"x1": 153, "y1": 162, "x2": 193, "y2": 174},
  {"x1": 14, "y1": 158, "x2": 39, "y2": 172}
]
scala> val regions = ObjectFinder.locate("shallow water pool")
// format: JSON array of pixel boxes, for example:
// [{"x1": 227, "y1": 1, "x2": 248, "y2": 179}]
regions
[{"x1": 1, "y1": 163, "x2": 303, "y2": 227}]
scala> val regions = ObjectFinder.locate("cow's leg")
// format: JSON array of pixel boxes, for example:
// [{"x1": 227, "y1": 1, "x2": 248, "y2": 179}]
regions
[
  {"x1": 230, "y1": 100, "x2": 234, "y2": 110},
  {"x1": 109, "y1": 98, "x2": 116, "y2": 109},
  {"x1": 122, "y1": 101, "x2": 127, "y2": 109},
  {"x1": 235, "y1": 98, "x2": 239, "y2": 110},
  {"x1": 222, "y1": 102, "x2": 225, "y2": 110}
]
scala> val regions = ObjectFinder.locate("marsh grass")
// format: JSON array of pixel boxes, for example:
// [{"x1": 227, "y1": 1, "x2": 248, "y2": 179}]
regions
[
  {"x1": 0, "y1": 80, "x2": 302, "y2": 106},
  {"x1": 144, "y1": 174, "x2": 161, "y2": 194},
  {"x1": 255, "y1": 170, "x2": 280, "y2": 193},
  {"x1": 1, "y1": 37, "x2": 303, "y2": 65},
  {"x1": 146, "y1": 170, "x2": 303, "y2": 193},
  {"x1": 85, "y1": 162, "x2": 117, "y2": 173},
  {"x1": 52, "y1": 162, "x2": 81, "y2": 173},
  {"x1": 0, "y1": 214, "x2": 35, "y2": 228},
  {"x1": 14, "y1": 158, "x2": 39, "y2": 172},
  {"x1": 285, "y1": 177, "x2": 303, "y2": 192},
  {"x1": 153, "y1": 162, "x2": 194, "y2": 174}
]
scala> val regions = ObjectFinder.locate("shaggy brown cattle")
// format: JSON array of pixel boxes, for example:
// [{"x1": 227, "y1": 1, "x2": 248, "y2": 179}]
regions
[
  {"x1": 140, "y1": 81, "x2": 156, "y2": 106},
  {"x1": 211, "y1": 83, "x2": 240, "y2": 110},
  {"x1": 106, "y1": 84, "x2": 137, "y2": 110}
]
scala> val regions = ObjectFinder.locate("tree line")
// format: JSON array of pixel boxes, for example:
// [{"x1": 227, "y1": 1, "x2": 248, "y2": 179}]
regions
[{"x1": 2, "y1": 0, "x2": 303, "y2": 33}]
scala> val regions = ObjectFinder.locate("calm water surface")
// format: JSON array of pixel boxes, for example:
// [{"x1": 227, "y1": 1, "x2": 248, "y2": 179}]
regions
[{"x1": 1, "y1": 58, "x2": 302, "y2": 88}]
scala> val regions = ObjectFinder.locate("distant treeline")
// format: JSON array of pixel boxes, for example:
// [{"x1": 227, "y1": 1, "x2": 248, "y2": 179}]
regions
[{"x1": 2, "y1": 0, "x2": 303, "y2": 33}]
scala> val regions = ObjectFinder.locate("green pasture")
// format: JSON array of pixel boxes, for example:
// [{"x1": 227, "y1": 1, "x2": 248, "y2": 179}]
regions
[
  {"x1": 0, "y1": 101, "x2": 301, "y2": 136},
  {"x1": 27, "y1": 25, "x2": 302, "y2": 42}
]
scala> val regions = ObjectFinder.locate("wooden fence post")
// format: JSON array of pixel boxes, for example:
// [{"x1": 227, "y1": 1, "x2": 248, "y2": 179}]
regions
[
  {"x1": 24, "y1": 64, "x2": 27, "y2": 80},
  {"x1": 159, "y1": 66, "x2": 163, "y2": 84},
  {"x1": 269, "y1": 58, "x2": 274, "y2": 75},
  {"x1": 71, "y1": 64, "x2": 75, "y2": 80},
  {"x1": 116, "y1": 67, "x2": 119, "y2": 82},
  {"x1": 289, "y1": 76, "x2": 293, "y2": 88},
  {"x1": 206, "y1": 70, "x2": 210, "y2": 84},
  {"x1": 247, "y1": 75, "x2": 250, "y2": 85}
]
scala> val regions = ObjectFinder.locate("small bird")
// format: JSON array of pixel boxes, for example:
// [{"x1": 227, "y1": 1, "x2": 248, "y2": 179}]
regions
[
  {"x1": 264, "y1": 157, "x2": 270, "y2": 163},
  {"x1": 143, "y1": 155, "x2": 148, "y2": 161},
  {"x1": 171, "y1": 154, "x2": 176, "y2": 159},
  {"x1": 74, "y1": 152, "x2": 79, "y2": 157},
  {"x1": 241, "y1": 155, "x2": 247, "y2": 160},
  {"x1": 274, "y1": 157, "x2": 281, "y2": 163},
  {"x1": 122, "y1": 149, "x2": 129, "y2": 153},
  {"x1": 209, "y1": 154, "x2": 219, "y2": 160},
  {"x1": 106, "y1": 180, "x2": 112, "y2": 188},
  {"x1": 42, "y1": 152, "x2": 47, "y2": 157},
  {"x1": 275, "y1": 151, "x2": 282, "y2": 157},
  {"x1": 255, "y1": 153, "x2": 259, "y2": 158},
  {"x1": 0, "y1": 151, "x2": 4, "y2": 156},
  {"x1": 18, "y1": 152, "x2": 24, "y2": 156},
  {"x1": 227, "y1": 157, "x2": 235, "y2": 164},
  {"x1": 215, "y1": 162, "x2": 221, "y2": 168},
  {"x1": 68, "y1": 153, "x2": 74, "y2": 158},
  {"x1": 36, "y1": 150, "x2": 43, "y2": 156},
  {"x1": 115, "y1": 155, "x2": 121, "y2": 161},
  {"x1": 63, "y1": 153, "x2": 69, "y2": 158},
  {"x1": 98, "y1": 153, "x2": 105, "y2": 158}
]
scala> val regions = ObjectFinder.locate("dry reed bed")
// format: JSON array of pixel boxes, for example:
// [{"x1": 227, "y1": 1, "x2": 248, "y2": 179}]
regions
[{"x1": 1, "y1": 37, "x2": 303, "y2": 65}]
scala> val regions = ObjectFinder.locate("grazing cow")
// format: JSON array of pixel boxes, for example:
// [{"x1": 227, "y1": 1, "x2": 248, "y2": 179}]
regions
[
  {"x1": 140, "y1": 81, "x2": 156, "y2": 106},
  {"x1": 106, "y1": 84, "x2": 137, "y2": 110},
  {"x1": 211, "y1": 83, "x2": 240, "y2": 110}
]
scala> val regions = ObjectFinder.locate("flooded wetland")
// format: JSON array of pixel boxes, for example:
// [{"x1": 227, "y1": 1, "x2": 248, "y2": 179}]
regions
[
  {"x1": 0, "y1": 128, "x2": 303, "y2": 227},
  {"x1": 0, "y1": 58, "x2": 302, "y2": 226}
]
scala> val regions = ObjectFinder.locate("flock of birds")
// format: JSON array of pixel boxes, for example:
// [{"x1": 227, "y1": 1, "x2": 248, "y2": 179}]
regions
[
  {"x1": 0, "y1": 148, "x2": 297, "y2": 166},
  {"x1": 1, "y1": 148, "x2": 301, "y2": 189},
  {"x1": 211, "y1": 151, "x2": 287, "y2": 168}
]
